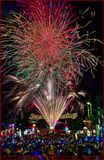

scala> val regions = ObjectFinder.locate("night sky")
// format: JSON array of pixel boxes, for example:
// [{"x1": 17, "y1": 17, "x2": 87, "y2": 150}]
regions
[{"x1": 1, "y1": 0, "x2": 103, "y2": 120}]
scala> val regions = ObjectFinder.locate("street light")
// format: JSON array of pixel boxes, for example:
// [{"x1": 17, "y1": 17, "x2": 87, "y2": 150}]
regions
[
  {"x1": 87, "y1": 101, "x2": 93, "y2": 136},
  {"x1": 87, "y1": 102, "x2": 92, "y2": 118},
  {"x1": 87, "y1": 102, "x2": 91, "y2": 105}
]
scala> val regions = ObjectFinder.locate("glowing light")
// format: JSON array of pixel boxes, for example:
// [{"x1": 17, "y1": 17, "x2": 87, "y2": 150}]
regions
[
  {"x1": 2, "y1": 0, "x2": 103, "y2": 125},
  {"x1": 64, "y1": 126, "x2": 69, "y2": 132},
  {"x1": 23, "y1": 129, "x2": 28, "y2": 135},
  {"x1": 2, "y1": 0, "x2": 102, "y2": 89},
  {"x1": 32, "y1": 124, "x2": 36, "y2": 128},
  {"x1": 33, "y1": 77, "x2": 74, "y2": 129},
  {"x1": 46, "y1": 78, "x2": 54, "y2": 101},
  {"x1": 87, "y1": 102, "x2": 91, "y2": 105}
]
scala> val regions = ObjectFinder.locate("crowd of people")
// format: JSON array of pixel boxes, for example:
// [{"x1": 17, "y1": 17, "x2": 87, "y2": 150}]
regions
[{"x1": 1, "y1": 128, "x2": 103, "y2": 159}]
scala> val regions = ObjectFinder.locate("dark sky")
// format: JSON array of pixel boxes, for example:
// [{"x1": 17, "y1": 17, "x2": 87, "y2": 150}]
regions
[
  {"x1": 1, "y1": 1, "x2": 103, "y2": 120},
  {"x1": 73, "y1": 2, "x2": 103, "y2": 99}
]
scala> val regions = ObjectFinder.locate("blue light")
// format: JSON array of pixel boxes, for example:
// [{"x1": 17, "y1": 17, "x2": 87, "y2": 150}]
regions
[
  {"x1": 84, "y1": 136, "x2": 88, "y2": 142},
  {"x1": 34, "y1": 150, "x2": 39, "y2": 156},
  {"x1": 95, "y1": 136, "x2": 101, "y2": 142},
  {"x1": 64, "y1": 127, "x2": 68, "y2": 132}
]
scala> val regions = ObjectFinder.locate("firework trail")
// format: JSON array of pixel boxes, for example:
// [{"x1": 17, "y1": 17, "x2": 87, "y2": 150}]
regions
[
  {"x1": 2, "y1": 0, "x2": 102, "y2": 88},
  {"x1": 31, "y1": 76, "x2": 86, "y2": 129},
  {"x1": 32, "y1": 77, "x2": 76, "y2": 130},
  {"x1": 2, "y1": 75, "x2": 40, "y2": 116},
  {"x1": 3, "y1": 75, "x2": 86, "y2": 126},
  {"x1": 2, "y1": 0, "x2": 103, "y2": 128}
]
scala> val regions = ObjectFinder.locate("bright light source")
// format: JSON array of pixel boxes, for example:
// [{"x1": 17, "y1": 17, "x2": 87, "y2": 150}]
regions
[
  {"x1": 50, "y1": 126, "x2": 54, "y2": 130},
  {"x1": 87, "y1": 102, "x2": 91, "y2": 105},
  {"x1": 87, "y1": 130, "x2": 91, "y2": 136},
  {"x1": 83, "y1": 126, "x2": 88, "y2": 130},
  {"x1": 64, "y1": 127, "x2": 69, "y2": 132},
  {"x1": 93, "y1": 129, "x2": 96, "y2": 133}
]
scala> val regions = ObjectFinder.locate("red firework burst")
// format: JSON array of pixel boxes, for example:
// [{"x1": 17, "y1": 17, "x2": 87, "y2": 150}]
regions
[
  {"x1": 2, "y1": 0, "x2": 101, "y2": 90},
  {"x1": 16, "y1": 0, "x2": 79, "y2": 64}
]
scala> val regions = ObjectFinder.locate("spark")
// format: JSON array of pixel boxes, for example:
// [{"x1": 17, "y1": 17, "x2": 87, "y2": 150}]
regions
[
  {"x1": 2, "y1": 0, "x2": 103, "y2": 125},
  {"x1": 2, "y1": 0, "x2": 102, "y2": 89},
  {"x1": 33, "y1": 77, "x2": 74, "y2": 129},
  {"x1": 67, "y1": 90, "x2": 86, "y2": 112},
  {"x1": 82, "y1": 7, "x2": 90, "y2": 15}
]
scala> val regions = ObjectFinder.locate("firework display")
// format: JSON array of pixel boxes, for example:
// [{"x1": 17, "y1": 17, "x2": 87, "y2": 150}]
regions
[{"x1": 2, "y1": 0, "x2": 103, "y2": 129}]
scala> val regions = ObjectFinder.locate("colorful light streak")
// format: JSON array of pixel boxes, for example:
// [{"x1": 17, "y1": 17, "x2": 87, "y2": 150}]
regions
[
  {"x1": 32, "y1": 77, "x2": 74, "y2": 130},
  {"x1": 2, "y1": 0, "x2": 103, "y2": 129},
  {"x1": 2, "y1": 0, "x2": 102, "y2": 88}
]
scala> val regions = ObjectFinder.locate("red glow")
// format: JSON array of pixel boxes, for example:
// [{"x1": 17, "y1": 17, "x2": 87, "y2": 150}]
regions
[{"x1": 16, "y1": 0, "x2": 78, "y2": 66}]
